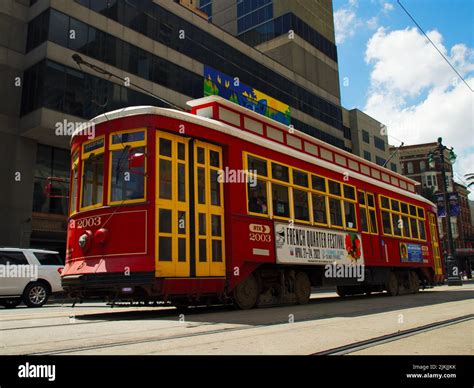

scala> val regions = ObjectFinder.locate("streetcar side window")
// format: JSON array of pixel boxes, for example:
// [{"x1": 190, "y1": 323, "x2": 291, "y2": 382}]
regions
[
  {"x1": 312, "y1": 193, "x2": 328, "y2": 225},
  {"x1": 80, "y1": 137, "x2": 105, "y2": 210},
  {"x1": 342, "y1": 184, "x2": 357, "y2": 230},
  {"x1": 247, "y1": 180, "x2": 268, "y2": 215},
  {"x1": 293, "y1": 189, "x2": 310, "y2": 221},
  {"x1": 328, "y1": 197, "x2": 343, "y2": 227},
  {"x1": 109, "y1": 129, "x2": 146, "y2": 204},
  {"x1": 272, "y1": 183, "x2": 290, "y2": 218}
]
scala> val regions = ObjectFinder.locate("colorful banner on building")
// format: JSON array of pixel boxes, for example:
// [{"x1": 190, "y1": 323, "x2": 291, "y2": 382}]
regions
[
  {"x1": 274, "y1": 222, "x2": 364, "y2": 265},
  {"x1": 203, "y1": 65, "x2": 291, "y2": 125}
]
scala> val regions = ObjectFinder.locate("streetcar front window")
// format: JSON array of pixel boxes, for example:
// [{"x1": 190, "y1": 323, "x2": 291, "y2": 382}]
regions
[
  {"x1": 81, "y1": 154, "x2": 104, "y2": 208},
  {"x1": 110, "y1": 146, "x2": 145, "y2": 202},
  {"x1": 109, "y1": 129, "x2": 146, "y2": 204}
]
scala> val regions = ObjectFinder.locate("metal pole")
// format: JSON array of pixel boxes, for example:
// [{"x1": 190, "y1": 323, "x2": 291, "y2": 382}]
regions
[{"x1": 438, "y1": 137, "x2": 462, "y2": 286}]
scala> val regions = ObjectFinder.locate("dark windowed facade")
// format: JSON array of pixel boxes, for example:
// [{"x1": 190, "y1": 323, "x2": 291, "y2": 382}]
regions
[
  {"x1": 21, "y1": 59, "x2": 165, "y2": 119},
  {"x1": 238, "y1": 12, "x2": 338, "y2": 63},
  {"x1": 237, "y1": 0, "x2": 273, "y2": 33},
  {"x1": 374, "y1": 136, "x2": 386, "y2": 151},
  {"x1": 363, "y1": 151, "x2": 371, "y2": 161},
  {"x1": 33, "y1": 144, "x2": 70, "y2": 215},
  {"x1": 362, "y1": 130, "x2": 370, "y2": 144},
  {"x1": 390, "y1": 163, "x2": 397, "y2": 173},
  {"x1": 23, "y1": 6, "x2": 348, "y2": 150},
  {"x1": 70, "y1": 0, "x2": 343, "y2": 131}
]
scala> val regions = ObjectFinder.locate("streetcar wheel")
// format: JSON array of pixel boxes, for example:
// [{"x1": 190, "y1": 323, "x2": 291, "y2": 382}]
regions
[
  {"x1": 23, "y1": 282, "x2": 49, "y2": 308},
  {"x1": 295, "y1": 271, "x2": 311, "y2": 305},
  {"x1": 233, "y1": 274, "x2": 259, "y2": 310},
  {"x1": 0, "y1": 298, "x2": 21, "y2": 308},
  {"x1": 386, "y1": 272, "x2": 399, "y2": 296},
  {"x1": 409, "y1": 271, "x2": 420, "y2": 294}
]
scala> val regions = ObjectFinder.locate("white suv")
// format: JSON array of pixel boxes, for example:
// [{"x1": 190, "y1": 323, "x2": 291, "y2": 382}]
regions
[{"x1": 0, "y1": 248, "x2": 64, "y2": 308}]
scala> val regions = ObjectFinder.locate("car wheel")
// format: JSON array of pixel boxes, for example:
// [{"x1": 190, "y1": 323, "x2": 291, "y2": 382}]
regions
[
  {"x1": 23, "y1": 282, "x2": 50, "y2": 308},
  {"x1": 0, "y1": 298, "x2": 22, "y2": 308}
]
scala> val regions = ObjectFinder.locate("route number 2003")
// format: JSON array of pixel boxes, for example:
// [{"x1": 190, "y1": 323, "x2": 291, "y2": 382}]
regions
[
  {"x1": 249, "y1": 223, "x2": 272, "y2": 242},
  {"x1": 76, "y1": 216, "x2": 102, "y2": 228}
]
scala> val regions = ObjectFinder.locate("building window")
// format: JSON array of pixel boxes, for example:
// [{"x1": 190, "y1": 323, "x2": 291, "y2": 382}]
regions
[
  {"x1": 376, "y1": 156, "x2": 386, "y2": 166},
  {"x1": 362, "y1": 130, "x2": 370, "y2": 144},
  {"x1": 407, "y1": 162, "x2": 414, "y2": 174},
  {"x1": 33, "y1": 145, "x2": 70, "y2": 215},
  {"x1": 363, "y1": 151, "x2": 371, "y2": 161},
  {"x1": 199, "y1": 0, "x2": 212, "y2": 21},
  {"x1": 420, "y1": 160, "x2": 426, "y2": 172},
  {"x1": 374, "y1": 136, "x2": 385, "y2": 151},
  {"x1": 237, "y1": 0, "x2": 273, "y2": 34},
  {"x1": 390, "y1": 163, "x2": 397, "y2": 172}
]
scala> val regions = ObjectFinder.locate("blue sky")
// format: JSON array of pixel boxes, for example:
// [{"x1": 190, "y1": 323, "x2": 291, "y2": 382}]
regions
[{"x1": 333, "y1": 0, "x2": 474, "y2": 194}]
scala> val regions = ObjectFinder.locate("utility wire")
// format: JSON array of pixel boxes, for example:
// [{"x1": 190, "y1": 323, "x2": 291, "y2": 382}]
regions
[
  {"x1": 397, "y1": 0, "x2": 473, "y2": 93},
  {"x1": 72, "y1": 54, "x2": 185, "y2": 111}
]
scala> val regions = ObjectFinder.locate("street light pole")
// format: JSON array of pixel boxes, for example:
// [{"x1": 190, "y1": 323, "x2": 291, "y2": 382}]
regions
[{"x1": 430, "y1": 137, "x2": 462, "y2": 286}]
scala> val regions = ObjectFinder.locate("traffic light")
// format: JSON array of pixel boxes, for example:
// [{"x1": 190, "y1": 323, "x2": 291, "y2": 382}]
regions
[
  {"x1": 428, "y1": 152, "x2": 436, "y2": 168},
  {"x1": 448, "y1": 149, "x2": 457, "y2": 164}
]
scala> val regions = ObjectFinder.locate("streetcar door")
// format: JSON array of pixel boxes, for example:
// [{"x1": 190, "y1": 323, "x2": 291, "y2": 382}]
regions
[
  {"x1": 428, "y1": 212, "x2": 443, "y2": 278},
  {"x1": 156, "y1": 132, "x2": 190, "y2": 277},
  {"x1": 358, "y1": 191, "x2": 381, "y2": 261},
  {"x1": 194, "y1": 140, "x2": 226, "y2": 277}
]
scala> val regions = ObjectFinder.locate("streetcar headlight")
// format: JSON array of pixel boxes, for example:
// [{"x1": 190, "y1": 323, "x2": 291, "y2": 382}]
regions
[
  {"x1": 78, "y1": 230, "x2": 92, "y2": 252},
  {"x1": 94, "y1": 228, "x2": 109, "y2": 245}
]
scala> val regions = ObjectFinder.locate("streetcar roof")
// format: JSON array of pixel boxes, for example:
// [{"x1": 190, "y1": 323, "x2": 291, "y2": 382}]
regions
[{"x1": 71, "y1": 100, "x2": 434, "y2": 209}]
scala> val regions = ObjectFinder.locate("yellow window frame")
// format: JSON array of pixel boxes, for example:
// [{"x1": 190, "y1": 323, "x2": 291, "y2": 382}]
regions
[
  {"x1": 108, "y1": 128, "x2": 147, "y2": 206},
  {"x1": 69, "y1": 151, "x2": 80, "y2": 216},
  {"x1": 359, "y1": 191, "x2": 378, "y2": 235},
  {"x1": 79, "y1": 136, "x2": 105, "y2": 211},
  {"x1": 378, "y1": 194, "x2": 427, "y2": 242},
  {"x1": 243, "y1": 152, "x2": 356, "y2": 231}
]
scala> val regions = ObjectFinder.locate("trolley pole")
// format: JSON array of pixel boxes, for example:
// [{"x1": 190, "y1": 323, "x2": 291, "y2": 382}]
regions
[{"x1": 429, "y1": 137, "x2": 462, "y2": 286}]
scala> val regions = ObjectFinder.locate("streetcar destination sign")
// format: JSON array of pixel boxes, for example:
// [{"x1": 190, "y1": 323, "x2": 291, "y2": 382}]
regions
[{"x1": 274, "y1": 222, "x2": 364, "y2": 265}]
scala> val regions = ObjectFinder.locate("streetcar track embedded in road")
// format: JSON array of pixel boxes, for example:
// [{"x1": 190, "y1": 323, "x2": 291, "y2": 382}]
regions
[{"x1": 312, "y1": 314, "x2": 474, "y2": 355}]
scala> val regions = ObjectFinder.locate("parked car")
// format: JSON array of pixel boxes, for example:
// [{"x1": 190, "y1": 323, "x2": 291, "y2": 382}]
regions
[{"x1": 0, "y1": 248, "x2": 64, "y2": 308}]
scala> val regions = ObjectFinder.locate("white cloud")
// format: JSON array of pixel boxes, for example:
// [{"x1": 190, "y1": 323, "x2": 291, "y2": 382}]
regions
[
  {"x1": 363, "y1": 27, "x2": 474, "y2": 196},
  {"x1": 383, "y1": 2, "x2": 394, "y2": 12},
  {"x1": 334, "y1": 8, "x2": 361, "y2": 44},
  {"x1": 366, "y1": 16, "x2": 379, "y2": 30}
]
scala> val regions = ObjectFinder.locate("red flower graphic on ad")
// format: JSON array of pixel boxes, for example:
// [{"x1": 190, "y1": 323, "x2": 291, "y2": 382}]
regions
[{"x1": 345, "y1": 233, "x2": 362, "y2": 261}]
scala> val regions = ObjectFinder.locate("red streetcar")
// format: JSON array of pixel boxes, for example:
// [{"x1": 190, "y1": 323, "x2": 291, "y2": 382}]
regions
[{"x1": 62, "y1": 96, "x2": 444, "y2": 309}]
